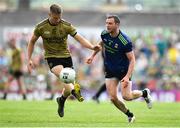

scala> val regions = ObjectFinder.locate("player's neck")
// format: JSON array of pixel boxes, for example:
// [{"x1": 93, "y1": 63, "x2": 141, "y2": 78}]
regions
[
  {"x1": 110, "y1": 29, "x2": 119, "y2": 37},
  {"x1": 48, "y1": 18, "x2": 60, "y2": 26}
]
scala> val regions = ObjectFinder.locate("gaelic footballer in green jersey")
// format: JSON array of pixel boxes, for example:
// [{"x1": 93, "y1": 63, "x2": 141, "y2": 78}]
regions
[
  {"x1": 2, "y1": 39, "x2": 27, "y2": 100},
  {"x1": 27, "y1": 4, "x2": 101, "y2": 118}
]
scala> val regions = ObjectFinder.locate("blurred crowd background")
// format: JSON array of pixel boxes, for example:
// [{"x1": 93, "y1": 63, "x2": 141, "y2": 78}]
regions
[{"x1": 0, "y1": 0, "x2": 180, "y2": 102}]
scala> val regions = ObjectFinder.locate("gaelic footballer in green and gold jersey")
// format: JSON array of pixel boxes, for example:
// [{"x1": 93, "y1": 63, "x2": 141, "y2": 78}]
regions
[
  {"x1": 2, "y1": 38, "x2": 27, "y2": 100},
  {"x1": 27, "y1": 4, "x2": 101, "y2": 118},
  {"x1": 8, "y1": 39, "x2": 23, "y2": 78},
  {"x1": 28, "y1": 4, "x2": 99, "y2": 73}
]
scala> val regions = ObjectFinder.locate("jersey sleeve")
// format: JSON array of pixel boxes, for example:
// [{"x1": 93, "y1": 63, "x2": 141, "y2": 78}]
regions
[
  {"x1": 100, "y1": 30, "x2": 108, "y2": 42},
  {"x1": 124, "y1": 41, "x2": 133, "y2": 53},
  {"x1": 34, "y1": 26, "x2": 41, "y2": 37},
  {"x1": 67, "y1": 24, "x2": 77, "y2": 37}
]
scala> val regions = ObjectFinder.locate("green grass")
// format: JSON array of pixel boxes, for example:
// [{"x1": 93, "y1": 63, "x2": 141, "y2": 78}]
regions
[{"x1": 0, "y1": 100, "x2": 180, "y2": 127}]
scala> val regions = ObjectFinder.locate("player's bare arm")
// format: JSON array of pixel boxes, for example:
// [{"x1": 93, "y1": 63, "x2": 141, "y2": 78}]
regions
[
  {"x1": 121, "y1": 51, "x2": 135, "y2": 83},
  {"x1": 27, "y1": 34, "x2": 39, "y2": 73},
  {"x1": 86, "y1": 41, "x2": 103, "y2": 64},
  {"x1": 73, "y1": 34, "x2": 101, "y2": 51}
]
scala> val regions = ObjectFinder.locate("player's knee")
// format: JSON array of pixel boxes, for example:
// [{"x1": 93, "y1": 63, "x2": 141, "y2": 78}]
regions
[
  {"x1": 63, "y1": 88, "x2": 71, "y2": 96},
  {"x1": 122, "y1": 95, "x2": 132, "y2": 101},
  {"x1": 110, "y1": 96, "x2": 118, "y2": 103},
  {"x1": 63, "y1": 91, "x2": 71, "y2": 97}
]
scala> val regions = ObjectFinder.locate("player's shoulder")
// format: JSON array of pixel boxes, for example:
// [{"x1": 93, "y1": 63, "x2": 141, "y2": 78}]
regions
[
  {"x1": 61, "y1": 19, "x2": 72, "y2": 26},
  {"x1": 36, "y1": 19, "x2": 49, "y2": 28},
  {"x1": 120, "y1": 31, "x2": 131, "y2": 43},
  {"x1": 101, "y1": 30, "x2": 109, "y2": 36}
]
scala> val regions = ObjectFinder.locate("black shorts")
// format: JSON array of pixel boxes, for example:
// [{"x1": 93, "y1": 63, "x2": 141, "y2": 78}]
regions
[
  {"x1": 46, "y1": 57, "x2": 73, "y2": 70},
  {"x1": 9, "y1": 69, "x2": 23, "y2": 79},
  {"x1": 105, "y1": 68, "x2": 131, "y2": 80}
]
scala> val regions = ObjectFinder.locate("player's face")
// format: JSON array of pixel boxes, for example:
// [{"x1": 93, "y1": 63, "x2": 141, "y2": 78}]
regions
[
  {"x1": 106, "y1": 18, "x2": 118, "y2": 33},
  {"x1": 9, "y1": 39, "x2": 16, "y2": 49},
  {"x1": 49, "y1": 13, "x2": 61, "y2": 25}
]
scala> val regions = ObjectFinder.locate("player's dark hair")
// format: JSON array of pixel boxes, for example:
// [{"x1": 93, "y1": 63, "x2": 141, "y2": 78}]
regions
[
  {"x1": 107, "y1": 15, "x2": 120, "y2": 24},
  {"x1": 50, "y1": 4, "x2": 62, "y2": 14}
]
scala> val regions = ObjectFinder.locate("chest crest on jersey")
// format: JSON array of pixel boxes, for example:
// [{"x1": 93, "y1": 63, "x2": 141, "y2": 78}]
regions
[
  {"x1": 114, "y1": 43, "x2": 119, "y2": 48},
  {"x1": 44, "y1": 31, "x2": 50, "y2": 35}
]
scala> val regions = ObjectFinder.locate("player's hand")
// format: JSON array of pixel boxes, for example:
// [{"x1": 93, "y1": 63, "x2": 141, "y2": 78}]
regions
[
  {"x1": 27, "y1": 60, "x2": 34, "y2": 74},
  {"x1": 121, "y1": 76, "x2": 129, "y2": 88},
  {"x1": 86, "y1": 56, "x2": 94, "y2": 64},
  {"x1": 92, "y1": 44, "x2": 101, "y2": 52}
]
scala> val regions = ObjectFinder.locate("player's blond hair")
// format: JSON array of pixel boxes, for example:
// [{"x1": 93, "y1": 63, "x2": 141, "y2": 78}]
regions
[{"x1": 50, "y1": 4, "x2": 62, "y2": 14}]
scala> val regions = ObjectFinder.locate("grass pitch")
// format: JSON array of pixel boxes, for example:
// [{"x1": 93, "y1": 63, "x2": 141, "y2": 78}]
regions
[{"x1": 0, "y1": 100, "x2": 180, "y2": 127}]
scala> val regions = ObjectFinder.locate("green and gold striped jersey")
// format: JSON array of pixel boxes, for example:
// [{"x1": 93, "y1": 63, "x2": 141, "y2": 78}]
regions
[{"x1": 34, "y1": 19, "x2": 77, "y2": 58}]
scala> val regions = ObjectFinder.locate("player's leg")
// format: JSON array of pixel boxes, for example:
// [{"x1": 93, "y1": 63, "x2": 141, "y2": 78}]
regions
[
  {"x1": 51, "y1": 65, "x2": 71, "y2": 117},
  {"x1": 51, "y1": 65, "x2": 74, "y2": 95},
  {"x1": 2, "y1": 74, "x2": 14, "y2": 99},
  {"x1": 51, "y1": 65, "x2": 84, "y2": 117},
  {"x1": 17, "y1": 78, "x2": 26, "y2": 100},
  {"x1": 92, "y1": 83, "x2": 106, "y2": 103},
  {"x1": 121, "y1": 81, "x2": 152, "y2": 109},
  {"x1": 45, "y1": 72, "x2": 55, "y2": 100},
  {"x1": 49, "y1": 57, "x2": 84, "y2": 102},
  {"x1": 121, "y1": 81, "x2": 142, "y2": 101},
  {"x1": 142, "y1": 88, "x2": 153, "y2": 109},
  {"x1": 106, "y1": 78, "x2": 127, "y2": 112},
  {"x1": 56, "y1": 82, "x2": 72, "y2": 117},
  {"x1": 106, "y1": 78, "x2": 135, "y2": 123},
  {"x1": 72, "y1": 82, "x2": 84, "y2": 102},
  {"x1": 16, "y1": 72, "x2": 26, "y2": 100},
  {"x1": 51, "y1": 65, "x2": 84, "y2": 101}
]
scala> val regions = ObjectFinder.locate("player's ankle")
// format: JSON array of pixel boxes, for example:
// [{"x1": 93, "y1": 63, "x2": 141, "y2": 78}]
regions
[
  {"x1": 142, "y1": 90, "x2": 147, "y2": 98},
  {"x1": 125, "y1": 109, "x2": 134, "y2": 117},
  {"x1": 71, "y1": 89, "x2": 75, "y2": 95},
  {"x1": 60, "y1": 95, "x2": 67, "y2": 102}
]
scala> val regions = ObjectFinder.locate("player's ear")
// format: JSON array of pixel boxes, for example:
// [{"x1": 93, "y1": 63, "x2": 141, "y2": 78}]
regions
[
  {"x1": 116, "y1": 22, "x2": 120, "y2": 26},
  {"x1": 48, "y1": 12, "x2": 51, "y2": 17}
]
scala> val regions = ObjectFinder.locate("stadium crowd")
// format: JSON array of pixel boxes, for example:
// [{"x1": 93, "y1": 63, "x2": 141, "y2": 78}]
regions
[{"x1": 0, "y1": 27, "x2": 180, "y2": 99}]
